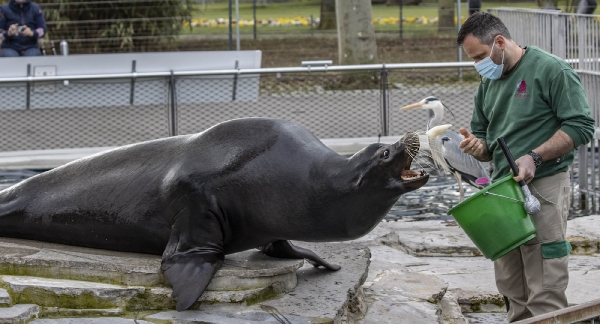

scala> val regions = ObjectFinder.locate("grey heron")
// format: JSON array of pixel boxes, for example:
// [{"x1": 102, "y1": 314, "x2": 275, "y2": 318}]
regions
[{"x1": 402, "y1": 96, "x2": 490, "y2": 201}]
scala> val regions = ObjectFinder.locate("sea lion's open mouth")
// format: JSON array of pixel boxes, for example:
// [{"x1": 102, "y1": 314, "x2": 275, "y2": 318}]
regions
[
  {"x1": 401, "y1": 169, "x2": 427, "y2": 181},
  {"x1": 400, "y1": 132, "x2": 427, "y2": 182}
]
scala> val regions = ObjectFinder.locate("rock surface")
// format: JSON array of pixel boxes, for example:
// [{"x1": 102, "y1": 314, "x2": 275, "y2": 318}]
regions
[{"x1": 1, "y1": 216, "x2": 600, "y2": 323}]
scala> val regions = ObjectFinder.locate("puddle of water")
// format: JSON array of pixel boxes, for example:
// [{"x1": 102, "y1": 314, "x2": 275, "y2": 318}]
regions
[
  {"x1": 0, "y1": 169, "x2": 47, "y2": 191},
  {"x1": 390, "y1": 171, "x2": 477, "y2": 222}
]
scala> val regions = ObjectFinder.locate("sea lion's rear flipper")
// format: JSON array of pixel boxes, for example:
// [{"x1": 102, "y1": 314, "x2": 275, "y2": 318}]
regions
[
  {"x1": 261, "y1": 240, "x2": 341, "y2": 271},
  {"x1": 160, "y1": 207, "x2": 225, "y2": 311}
]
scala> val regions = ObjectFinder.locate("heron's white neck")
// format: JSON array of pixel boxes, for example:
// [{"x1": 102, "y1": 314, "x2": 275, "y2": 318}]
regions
[{"x1": 426, "y1": 103, "x2": 445, "y2": 129}]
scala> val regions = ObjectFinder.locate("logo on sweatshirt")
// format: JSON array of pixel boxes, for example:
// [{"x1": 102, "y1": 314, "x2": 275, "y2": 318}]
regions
[{"x1": 515, "y1": 80, "x2": 530, "y2": 98}]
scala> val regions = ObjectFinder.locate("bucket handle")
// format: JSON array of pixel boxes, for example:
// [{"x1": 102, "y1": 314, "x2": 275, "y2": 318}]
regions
[{"x1": 482, "y1": 191, "x2": 524, "y2": 204}]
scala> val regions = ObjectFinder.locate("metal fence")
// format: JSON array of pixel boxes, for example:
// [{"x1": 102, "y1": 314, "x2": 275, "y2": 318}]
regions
[
  {"x1": 1, "y1": 8, "x2": 600, "y2": 214},
  {"x1": 0, "y1": 62, "x2": 479, "y2": 152},
  {"x1": 490, "y1": 7, "x2": 600, "y2": 213},
  {"x1": 33, "y1": 0, "x2": 451, "y2": 55}
]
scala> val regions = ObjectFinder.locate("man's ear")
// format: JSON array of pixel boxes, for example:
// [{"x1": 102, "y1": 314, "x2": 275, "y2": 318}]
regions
[{"x1": 495, "y1": 35, "x2": 507, "y2": 50}]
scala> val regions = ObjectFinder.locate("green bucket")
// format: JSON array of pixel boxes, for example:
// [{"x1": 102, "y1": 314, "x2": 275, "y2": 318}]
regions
[{"x1": 447, "y1": 174, "x2": 537, "y2": 261}]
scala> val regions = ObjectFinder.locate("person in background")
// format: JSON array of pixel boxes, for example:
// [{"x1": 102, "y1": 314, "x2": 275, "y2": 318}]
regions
[
  {"x1": 0, "y1": 0, "x2": 46, "y2": 57},
  {"x1": 468, "y1": 0, "x2": 481, "y2": 15},
  {"x1": 457, "y1": 12, "x2": 594, "y2": 322},
  {"x1": 577, "y1": 0, "x2": 597, "y2": 14}
]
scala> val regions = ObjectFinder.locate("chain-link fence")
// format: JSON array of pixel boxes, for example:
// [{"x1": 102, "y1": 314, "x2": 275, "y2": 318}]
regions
[
  {"x1": 0, "y1": 63, "x2": 480, "y2": 152},
  {"x1": 34, "y1": 0, "x2": 444, "y2": 54},
  {"x1": 1, "y1": 58, "x2": 599, "y2": 216},
  {"x1": 33, "y1": 0, "x2": 596, "y2": 55}
]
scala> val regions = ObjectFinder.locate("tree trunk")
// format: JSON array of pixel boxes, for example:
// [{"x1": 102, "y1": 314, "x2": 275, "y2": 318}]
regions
[
  {"x1": 319, "y1": 0, "x2": 336, "y2": 30},
  {"x1": 438, "y1": 0, "x2": 455, "y2": 34},
  {"x1": 336, "y1": 0, "x2": 378, "y2": 65}
]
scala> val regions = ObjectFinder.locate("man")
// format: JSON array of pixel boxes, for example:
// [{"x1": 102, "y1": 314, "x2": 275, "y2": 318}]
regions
[
  {"x1": 468, "y1": 0, "x2": 481, "y2": 15},
  {"x1": 577, "y1": 0, "x2": 597, "y2": 15},
  {"x1": 0, "y1": 0, "x2": 46, "y2": 57},
  {"x1": 457, "y1": 12, "x2": 594, "y2": 322}
]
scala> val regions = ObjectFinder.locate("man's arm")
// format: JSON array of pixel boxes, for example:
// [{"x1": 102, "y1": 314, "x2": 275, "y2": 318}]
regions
[
  {"x1": 33, "y1": 4, "x2": 46, "y2": 38},
  {"x1": 533, "y1": 129, "x2": 575, "y2": 162},
  {"x1": 514, "y1": 130, "x2": 574, "y2": 184},
  {"x1": 515, "y1": 68, "x2": 594, "y2": 184},
  {"x1": 459, "y1": 128, "x2": 492, "y2": 162},
  {"x1": 0, "y1": 7, "x2": 6, "y2": 41}
]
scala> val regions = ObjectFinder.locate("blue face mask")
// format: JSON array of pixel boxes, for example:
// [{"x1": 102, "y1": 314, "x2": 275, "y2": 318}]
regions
[{"x1": 474, "y1": 42, "x2": 505, "y2": 80}]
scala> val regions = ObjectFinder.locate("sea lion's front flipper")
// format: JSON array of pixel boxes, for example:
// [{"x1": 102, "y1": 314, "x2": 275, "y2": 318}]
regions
[
  {"x1": 160, "y1": 206, "x2": 225, "y2": 311},
  {"x1": 161, "y1": 251, "x2": 224, "y2": 311},
  {"x1": 261, "y1": 240, "x2": 341, "y2": 271}
]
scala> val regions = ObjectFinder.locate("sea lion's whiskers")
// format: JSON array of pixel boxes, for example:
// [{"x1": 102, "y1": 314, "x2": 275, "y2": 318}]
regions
[
  {"x1": 409, "y1": 152, "x2": 438, "y2": 171},
  {"x1": 402, "y1": 131, "x2": 437, "y2": 169}
]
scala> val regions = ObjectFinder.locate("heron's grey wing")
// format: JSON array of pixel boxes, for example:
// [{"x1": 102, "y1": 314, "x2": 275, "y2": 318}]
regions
[{"x1": 440, "y1": 131, "x2": 490, "y2": 189}]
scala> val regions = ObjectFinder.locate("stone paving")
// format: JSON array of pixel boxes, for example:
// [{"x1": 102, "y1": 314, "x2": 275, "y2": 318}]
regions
[
  {"x1": 1, "y1": 215, "x2": 600, "y2": 323},
  {"x1": 349, "y1": 215, "x2": 600, "y2": 323}
]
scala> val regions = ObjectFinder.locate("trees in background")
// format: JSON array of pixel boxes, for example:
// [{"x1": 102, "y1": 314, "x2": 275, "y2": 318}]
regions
[
  {"x1": 336, "y1": 0, "x2": 377, "y2": 65},
  {"x1": 437, "y1": 0, "x2": 455, "y2": 33},
  {"x1": 38, "y1": 0, "x2": 195, "y2": 53},
  {"x1": 319, "y1": 0, "x2": 336, "y2": 29}
]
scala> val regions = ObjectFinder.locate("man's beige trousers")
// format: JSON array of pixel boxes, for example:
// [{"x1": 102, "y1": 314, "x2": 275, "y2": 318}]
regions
[{"x1": 493, "y1": 172, "x2": 571, "y2": 322}]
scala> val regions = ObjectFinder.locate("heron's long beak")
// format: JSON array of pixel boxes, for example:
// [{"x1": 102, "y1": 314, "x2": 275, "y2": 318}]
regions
[
  {"x1": 400, "y1": 102, "x2": 424, "y2": 110},
  {"x1": 426, "y1": 124, "x2": 452, "y2": 139}
]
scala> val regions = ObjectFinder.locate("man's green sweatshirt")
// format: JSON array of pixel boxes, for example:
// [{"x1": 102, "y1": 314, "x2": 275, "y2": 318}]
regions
[{"x1": 472, "y1": 46, "x2": 595, "y2": 181}]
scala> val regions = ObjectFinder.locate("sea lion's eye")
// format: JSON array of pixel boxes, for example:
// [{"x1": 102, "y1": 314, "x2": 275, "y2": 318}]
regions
[{"x1": 382, "y1": 150, "x2": 390, "y2": 159}]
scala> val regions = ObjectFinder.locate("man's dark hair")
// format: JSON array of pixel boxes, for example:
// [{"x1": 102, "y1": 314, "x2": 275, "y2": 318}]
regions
[{"x1": 457, "y1": 12, "x2": 512, "y2": 46}]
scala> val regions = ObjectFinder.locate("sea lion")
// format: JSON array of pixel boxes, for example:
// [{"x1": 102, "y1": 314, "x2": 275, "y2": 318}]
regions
[{"x1": 0, "y1": 117, "x2": 429, "y2": 311}]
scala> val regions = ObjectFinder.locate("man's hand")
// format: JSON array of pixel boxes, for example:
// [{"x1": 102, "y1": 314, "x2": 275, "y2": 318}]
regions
[
  {"x1": 7, "y1": 23, "x2": 18, "y2": 36},
  {"x1": 513, "y1": 155, "x2": 536, "y2": 184},
  {"x1": 459, "y1": 128, "x2": 492, "y2": 161},
  {"x1": 21, "y1": 26, "x2": 33, "y2": 37}
]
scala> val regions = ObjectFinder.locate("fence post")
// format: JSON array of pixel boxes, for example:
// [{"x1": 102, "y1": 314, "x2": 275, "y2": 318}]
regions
[
  {"x1": 229, "y1": 0, "x2": 233, "y2": 51},
  {"x1": 579, "y1": 145, "x2": 589, "y2": 210},
  {"x1": 232, "y1": 60, "x2": 239, "y2": 101},
  {"x1": 129, "y1": 60, "x2": 136, "y2": 106},
  {"x1": 399, "y1": 1, "x2": 403, "y2": 38},
  {"x1": 456, "y1": 0, "x2": 463, "y2": 82},
  {"x1": 169, "y1": 71, "x2": 178, "y2": 136},
  {"x1": 26, "y1": 64, "x2": 31, "y2": 110},
  {"x1": 380, "y1": 65, "x2": 389, "y2": 137},
  {"x1": 253, "y1": 0, "x2": 257, "y2": 40}
]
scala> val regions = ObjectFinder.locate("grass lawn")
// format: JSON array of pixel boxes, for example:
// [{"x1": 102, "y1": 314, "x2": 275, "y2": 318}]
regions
[
  {"x1": 190, "y1": 1, "x2": 587, "y2": 20},
  {"x1": 184, "y1": 1, "x2": 592, "y2": 37}
]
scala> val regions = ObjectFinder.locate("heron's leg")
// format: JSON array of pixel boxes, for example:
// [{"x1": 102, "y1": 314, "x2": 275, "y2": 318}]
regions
[{"x1": 455, "y1": 173, "x2": 464, "y2": 202}]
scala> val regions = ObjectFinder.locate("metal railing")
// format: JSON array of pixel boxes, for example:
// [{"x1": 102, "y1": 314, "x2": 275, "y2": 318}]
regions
[
  {"x1": 0, "y1": 58, "x2": 598, "y2": 213},
  {"x1": 34, "y1": 0, "x2": 451, "y2": 54},
  {"x1": 490, "y1": 7, "x2": 600, "y2": 213},
  {"x1": 489, "y1": 7, "x2": 600, "y2": 73},
  {"x1": 513, "y1": 297, "x2": 600, "y2": 323},
  {"x1": 0, "y1": 61, "x2": 479, "y2": 151},
  {"x1": 2, "y1": 6, "x2": 600, "y2": 214}
]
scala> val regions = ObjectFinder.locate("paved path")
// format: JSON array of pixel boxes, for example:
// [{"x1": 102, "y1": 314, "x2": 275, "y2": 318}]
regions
[
  {"x1": 348, "y1": 215, "x2": 600, "y2": 323},
  {"x1": 1, "y1": 215, "x2": 599, "y2": 323}
]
